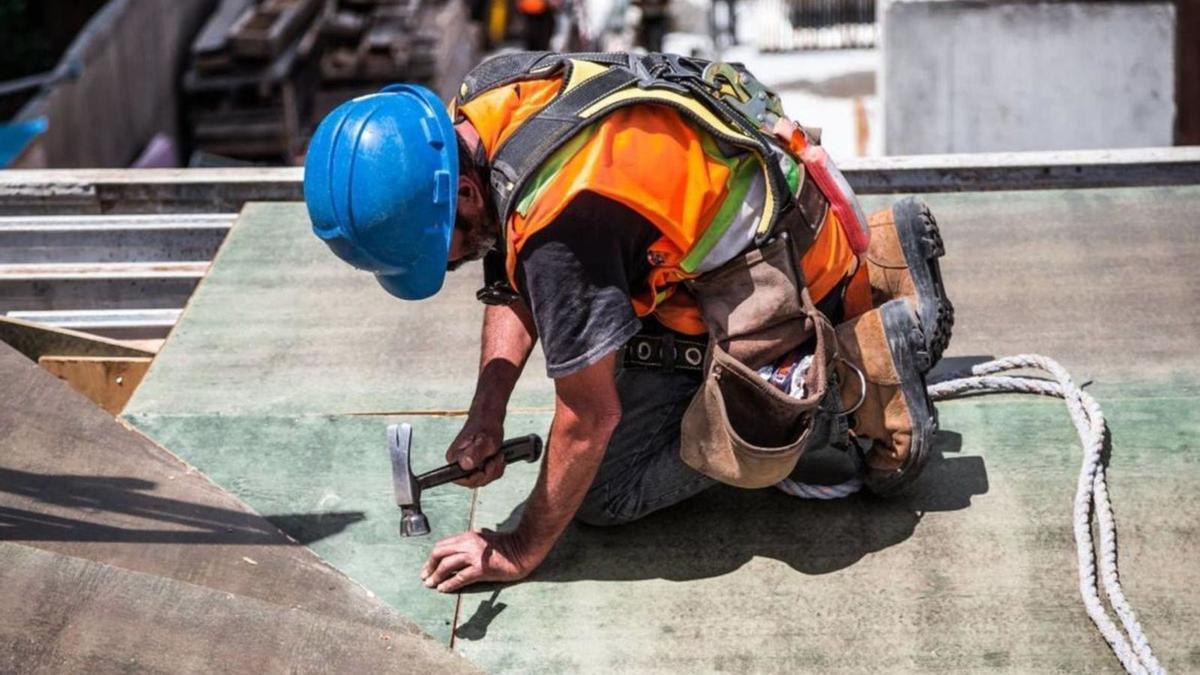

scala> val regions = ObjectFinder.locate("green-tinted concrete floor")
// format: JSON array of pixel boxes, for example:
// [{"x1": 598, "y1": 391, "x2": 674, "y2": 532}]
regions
[{"x1": 125, "y1": 190, "x2": 1200, "y2": 671}]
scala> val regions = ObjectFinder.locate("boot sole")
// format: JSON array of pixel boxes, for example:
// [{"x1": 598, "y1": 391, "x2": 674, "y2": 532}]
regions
[
  {"x1": 891, "y1": 196, "x2": 954, "y2": 369},
  {"x1": 867, "y1": 300, "x2": 937, "y2": 496}
]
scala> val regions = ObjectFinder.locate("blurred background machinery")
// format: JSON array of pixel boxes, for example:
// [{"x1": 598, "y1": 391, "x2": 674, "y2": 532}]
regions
[{"x1": 0, "y1": 0, "x2": 1196, "y2": 169}]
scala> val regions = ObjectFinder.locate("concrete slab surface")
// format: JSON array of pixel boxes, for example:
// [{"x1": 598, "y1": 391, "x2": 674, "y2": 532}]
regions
[{"x1": 122, "y1": 187, "x2": 1200, "y2": 672}]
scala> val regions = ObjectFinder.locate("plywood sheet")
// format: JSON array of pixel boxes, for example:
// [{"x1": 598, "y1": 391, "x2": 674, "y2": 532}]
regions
[
  {"x1": 0, "y1": 341, "x2": 476, "y2": 672},
  {"x1": 459, "y1": 396, "x2": 1200, "y2": 672},
  {"x1": 860, "y1": 186, "x2": 1200, "y2": 389},
  {"x1": 125, "y1": 412, "x2": 482, "y2": 643},
  {"x1": 124, "y1": 202, "x2": 552, "y2": 419},
  {"x1": 120, "y1": 187, "x2": 1200, "y2": 672},
  {"x1": 457, "y1": 186, "x2": 1200, "y2": 672},
  {"x1": 0, "y1": 543, "x2": 479, "y2": 674}
]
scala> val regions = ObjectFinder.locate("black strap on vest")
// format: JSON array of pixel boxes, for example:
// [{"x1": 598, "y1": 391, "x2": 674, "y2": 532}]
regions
[
  {"x1": 488, "y1": 65, "x2": 641, "y2": 223},
  {"x1": 459, "y1": 52, "x2": 631, "y2": 103},
  {"x1": 775, "y1": 172, "x2": 830, "y2": 255},
  {"x1": 458, "y1": 52, "x2": 798, "y2": 240}
]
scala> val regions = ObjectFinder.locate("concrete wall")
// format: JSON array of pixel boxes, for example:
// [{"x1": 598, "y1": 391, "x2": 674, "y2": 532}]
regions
[
  {"x1": 14, "y1": 0, "x2": 215, "y2": 169},
  {"x1": 882, "y1": 1, "x2": 1176, "y2": 155}
]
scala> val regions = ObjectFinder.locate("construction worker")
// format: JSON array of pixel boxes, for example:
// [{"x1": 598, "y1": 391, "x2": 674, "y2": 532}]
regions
[{"x1": 304, "y1": 52, "x2": 953, "y2": 593}]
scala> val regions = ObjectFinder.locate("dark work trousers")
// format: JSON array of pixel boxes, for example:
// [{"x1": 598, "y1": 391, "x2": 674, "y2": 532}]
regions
[{"x1": 574, "y1": 348, "x2": 717, "y2": 526}]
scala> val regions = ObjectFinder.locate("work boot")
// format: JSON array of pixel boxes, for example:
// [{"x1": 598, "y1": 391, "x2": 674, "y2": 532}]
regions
[
  {"x1": 834, "y1": 299, "x2": 936, "y2": 496},
  {"x1": 862, "y1": 196, "x2": 954, "y2": 370}
]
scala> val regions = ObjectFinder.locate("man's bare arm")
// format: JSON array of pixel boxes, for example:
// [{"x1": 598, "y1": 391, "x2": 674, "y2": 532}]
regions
[
  {"x1": 421, "y1": 352, "x2": 622, "y2": 591},
  {"x1": 446, "y1": 300, "x2": 538, "y2": 487},
  {"x1": 509, "y1": 351, "x2": 622, "y2": 562},
  {"x1": 469, "y1": 300, "x2": 538, "y2": 419}
]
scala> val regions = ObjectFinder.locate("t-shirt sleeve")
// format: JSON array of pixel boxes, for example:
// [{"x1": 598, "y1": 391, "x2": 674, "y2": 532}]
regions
[{"x1": 515, "y1": 191, "x2": 660, "y2": 379}]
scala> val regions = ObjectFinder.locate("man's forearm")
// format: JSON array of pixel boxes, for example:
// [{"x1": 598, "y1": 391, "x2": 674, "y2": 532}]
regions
[
  {"x1": 470, "y1": 301, "x2": 537, "y2": 418},
  {"x1": 512, "y1": 363, "x2": 622, "y2": 563}
]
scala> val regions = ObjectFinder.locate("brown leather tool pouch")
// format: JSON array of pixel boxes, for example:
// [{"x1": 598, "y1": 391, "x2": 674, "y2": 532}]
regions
[
  {"x1": 681, "y1": 234, "x2": 838, "y2": 487},
  {"x1": 687, "y1": 235, "x2": 809, "y2": 369}
]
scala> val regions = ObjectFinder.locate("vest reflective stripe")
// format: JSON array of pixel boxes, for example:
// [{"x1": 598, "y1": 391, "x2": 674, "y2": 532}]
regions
[
  {"x1": 685, "y1": 167, "x2": 765, "y2": 274},
  {"x1": 513, "y1": 125, "x2": 599, "y2": 217},
  {"x1": 560, "y1": 59, "x2": 609, "y2": 94}
]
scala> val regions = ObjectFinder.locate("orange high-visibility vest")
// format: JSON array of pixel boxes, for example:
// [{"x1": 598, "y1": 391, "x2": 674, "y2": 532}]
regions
[{"x1": 455, "y1": 61, "x2": 867, "y2": 334}]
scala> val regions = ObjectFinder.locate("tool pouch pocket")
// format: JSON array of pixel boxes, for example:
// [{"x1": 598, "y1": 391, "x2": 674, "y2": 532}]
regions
[
  {"x1": 681, "y1": 235, "x2": 838, "y2": 488},
  {"x1": 687, "y1": 235, "x2": 809, "y2": 370}
]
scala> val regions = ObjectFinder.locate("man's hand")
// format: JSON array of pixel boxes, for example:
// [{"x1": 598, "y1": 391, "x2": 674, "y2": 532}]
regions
[
  {"x1": 420, "y1": 529, "x2": 542, "y2": 593},
  {"x1": 423, "y1": 353, "x2": 621, "y2": 594},
  {"x1": 445, "y1": 417, "x2": 505, "y2": 488}
]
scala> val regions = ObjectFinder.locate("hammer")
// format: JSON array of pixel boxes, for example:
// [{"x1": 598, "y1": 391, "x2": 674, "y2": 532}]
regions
[{"x1": 388, "y1": 423, "x2": 543, "y2": 537}]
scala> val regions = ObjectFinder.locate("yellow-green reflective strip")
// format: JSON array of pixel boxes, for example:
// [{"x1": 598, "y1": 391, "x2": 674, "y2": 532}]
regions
[
  {"x1": 514, "y1": 126, "x2": 600, "y2": 216},
  {"x1": 680, "y1": 138, "x2": 758, "y2": 273}
]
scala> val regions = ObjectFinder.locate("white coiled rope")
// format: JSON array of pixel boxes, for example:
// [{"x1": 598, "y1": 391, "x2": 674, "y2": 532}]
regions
[
  {"x1": 779, "y1": 354, "x2": 1165, "y2": 674},
  {"x1": 776, "y1": 475, "x2": 862, "y2": 499}
]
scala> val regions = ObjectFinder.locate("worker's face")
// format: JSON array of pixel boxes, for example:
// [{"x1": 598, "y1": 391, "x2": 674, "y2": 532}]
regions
[{"x1": 447, "y1": 172, "x2": 495, "y2": 270}]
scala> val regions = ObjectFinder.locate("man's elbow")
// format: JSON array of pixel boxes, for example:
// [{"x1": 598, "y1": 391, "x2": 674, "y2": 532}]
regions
[
  {"x1": 553, "y1": 352, "x2": 623, "y2": 438},
  {"x1": 555, "y1": 395, "x2": 622, "y2": 441},
  {"x1": 566, "y1": 404, "x2": 622, "y2": 437}
]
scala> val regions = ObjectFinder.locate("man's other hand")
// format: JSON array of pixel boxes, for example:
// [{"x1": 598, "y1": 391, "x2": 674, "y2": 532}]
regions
[
  {"x1": 420, "y1": 529, "x2": 539, "y2": 593},
  {"x1": 446, "y1": 418, "x2": 505, "y2": 488}
]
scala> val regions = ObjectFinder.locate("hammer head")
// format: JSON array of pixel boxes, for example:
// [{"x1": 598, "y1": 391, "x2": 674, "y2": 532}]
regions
[{"x1": 388, "y1": 423, "x2": 430, "y2": 536}]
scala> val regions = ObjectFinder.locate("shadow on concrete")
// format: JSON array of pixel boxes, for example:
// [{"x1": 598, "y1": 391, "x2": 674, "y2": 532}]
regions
[
  {"x1": 474, "y1": 429, "x2": 987, "y2": 587},
  {"x1": 454, "y1": 588, "x2": 508, "y2": 641},
  {"x1": 0, "y1": 467, "x2": 363, "y2": 545}
]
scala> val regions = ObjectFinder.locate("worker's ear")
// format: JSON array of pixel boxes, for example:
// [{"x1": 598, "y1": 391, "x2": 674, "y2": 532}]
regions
[{"x1": 458, "y1": 173, "x2": 486, "y2": 212}]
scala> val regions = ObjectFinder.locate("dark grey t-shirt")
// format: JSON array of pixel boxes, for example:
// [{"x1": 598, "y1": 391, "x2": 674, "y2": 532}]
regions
[{"x1": 515, "y1": 191, "x2": 660, "y2": 378}]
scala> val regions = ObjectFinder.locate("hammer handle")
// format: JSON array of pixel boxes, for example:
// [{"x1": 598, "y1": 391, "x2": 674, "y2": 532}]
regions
[{"x1": 416, "y1": 434, "x2": 543, "y2": 489}]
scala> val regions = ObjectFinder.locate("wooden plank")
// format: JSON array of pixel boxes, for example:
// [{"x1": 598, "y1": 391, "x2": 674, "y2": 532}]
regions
[
  {"x1": 38, "y1": 355, "x2": 152, "y2": 415},
  {"x1": 0, "y1": 315, "x2": 154, "y2": 361}
]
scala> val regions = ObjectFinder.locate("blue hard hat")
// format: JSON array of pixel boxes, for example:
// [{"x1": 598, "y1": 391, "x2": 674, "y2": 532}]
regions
[{"x1": 304, "y1": 84, "x2": 458, "y2": 300}]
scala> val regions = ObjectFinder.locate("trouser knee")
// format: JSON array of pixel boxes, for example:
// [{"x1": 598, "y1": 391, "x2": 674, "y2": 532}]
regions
[{"x1": 574, "y1": 489, "x2": 643, "y2": 527}]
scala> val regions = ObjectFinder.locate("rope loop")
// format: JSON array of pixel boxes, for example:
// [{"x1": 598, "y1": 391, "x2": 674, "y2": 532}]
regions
[{"x1": 778, "y1": 354, "x2": 1164, "y2": 674}]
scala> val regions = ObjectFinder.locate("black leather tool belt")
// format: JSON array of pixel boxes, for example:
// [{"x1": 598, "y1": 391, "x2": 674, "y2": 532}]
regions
[{"x1": 622, "y1": 332, "x2": 707, "y2": 373}]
